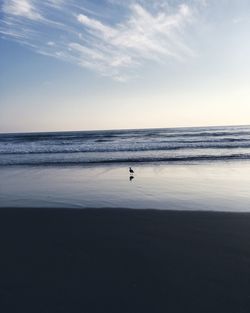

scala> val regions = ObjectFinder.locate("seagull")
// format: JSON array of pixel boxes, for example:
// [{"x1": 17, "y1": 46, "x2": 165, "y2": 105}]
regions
[{"x1": 129, "y1": 167, "x2": 134, "y2": 175}]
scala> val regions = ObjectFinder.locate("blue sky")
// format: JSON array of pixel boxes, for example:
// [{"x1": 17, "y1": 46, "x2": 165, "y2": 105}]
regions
[{"x1": 1, "y1": 0, "x2": 250, "y2": 132}]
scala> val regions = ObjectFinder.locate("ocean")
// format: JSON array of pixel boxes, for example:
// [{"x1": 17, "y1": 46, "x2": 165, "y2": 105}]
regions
[
  {"x1": 1, "y1": 125, "x2": 250, "y2": 166},
  {"x1": 1, "y1": 125, "x2": 250, "y2": 210}
]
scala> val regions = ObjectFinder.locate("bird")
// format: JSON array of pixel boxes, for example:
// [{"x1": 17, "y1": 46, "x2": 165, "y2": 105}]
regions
[{"x1": 129, "y1": 167, "x2": 134, "y2": 175}]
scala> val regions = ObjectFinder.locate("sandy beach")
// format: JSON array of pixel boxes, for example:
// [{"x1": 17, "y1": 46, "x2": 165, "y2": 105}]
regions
[{"x1": 0, "y1": 208, "x2": 250, "y2": 313}]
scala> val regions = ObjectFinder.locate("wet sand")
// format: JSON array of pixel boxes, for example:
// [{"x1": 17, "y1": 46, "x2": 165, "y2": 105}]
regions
[{"x1": 0, "y1": 208, "x2": 250, "y2": 312}]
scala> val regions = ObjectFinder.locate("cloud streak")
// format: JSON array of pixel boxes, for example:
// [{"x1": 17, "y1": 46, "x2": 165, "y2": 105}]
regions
[
  {"x1": 0, "y1": 0, "x2": 197, "y2": 81},
  {"x1": 2, "y1": 0, "x2": 42, "y2": 20}
]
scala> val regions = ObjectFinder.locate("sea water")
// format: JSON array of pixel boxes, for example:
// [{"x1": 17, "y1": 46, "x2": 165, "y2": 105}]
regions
[{"x1": 1, "y1": 125, "x2": 250, "y2": 210}]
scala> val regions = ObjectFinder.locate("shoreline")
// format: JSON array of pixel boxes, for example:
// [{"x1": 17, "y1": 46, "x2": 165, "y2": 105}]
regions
[
  {"x1": 0, "y1": 208, "x2": 250, "y2": 312},
  {"x1": 1, "y1": 163, "x2": 250, "y2": 211}
]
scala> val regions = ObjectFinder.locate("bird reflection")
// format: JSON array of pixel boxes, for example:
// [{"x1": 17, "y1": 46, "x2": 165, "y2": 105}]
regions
[{"x1": 129, "y1": 175, "x2": 135, "y2": 182}]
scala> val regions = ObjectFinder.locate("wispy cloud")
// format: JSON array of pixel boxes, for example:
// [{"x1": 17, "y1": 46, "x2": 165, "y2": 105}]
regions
[
  {"x1": 0, "y1": 0, "x2": 198, "y2": 81},
  {"x1": 2, "y1": 0, "x2": 42, "y2": 20}
]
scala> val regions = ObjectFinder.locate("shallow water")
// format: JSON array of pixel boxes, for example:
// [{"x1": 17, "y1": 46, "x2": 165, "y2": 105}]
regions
[{"x1": 1, "y1": 162, "x2": 250, "y2": 211}]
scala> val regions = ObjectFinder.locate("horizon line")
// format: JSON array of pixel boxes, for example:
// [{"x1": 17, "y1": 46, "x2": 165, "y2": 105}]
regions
[{"x1": 1, "y1": 123, "x2": 250, "y2": 135}]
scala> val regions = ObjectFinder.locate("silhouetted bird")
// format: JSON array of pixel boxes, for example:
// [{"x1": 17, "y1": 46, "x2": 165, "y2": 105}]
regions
[{"x1": 129, "y1": 167, "x2": 134, "y2": 175}]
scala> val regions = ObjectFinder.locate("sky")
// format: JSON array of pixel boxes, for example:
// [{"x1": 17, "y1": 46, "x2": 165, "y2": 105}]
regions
[{"x1": 0, "y1": 0, "x2": 250, "y2": 133}]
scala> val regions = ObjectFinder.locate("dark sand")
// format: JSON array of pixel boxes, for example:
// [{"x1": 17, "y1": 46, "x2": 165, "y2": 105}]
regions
[{"x1": 0, "y1": 208, "x2": 250, "y2": 313}]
